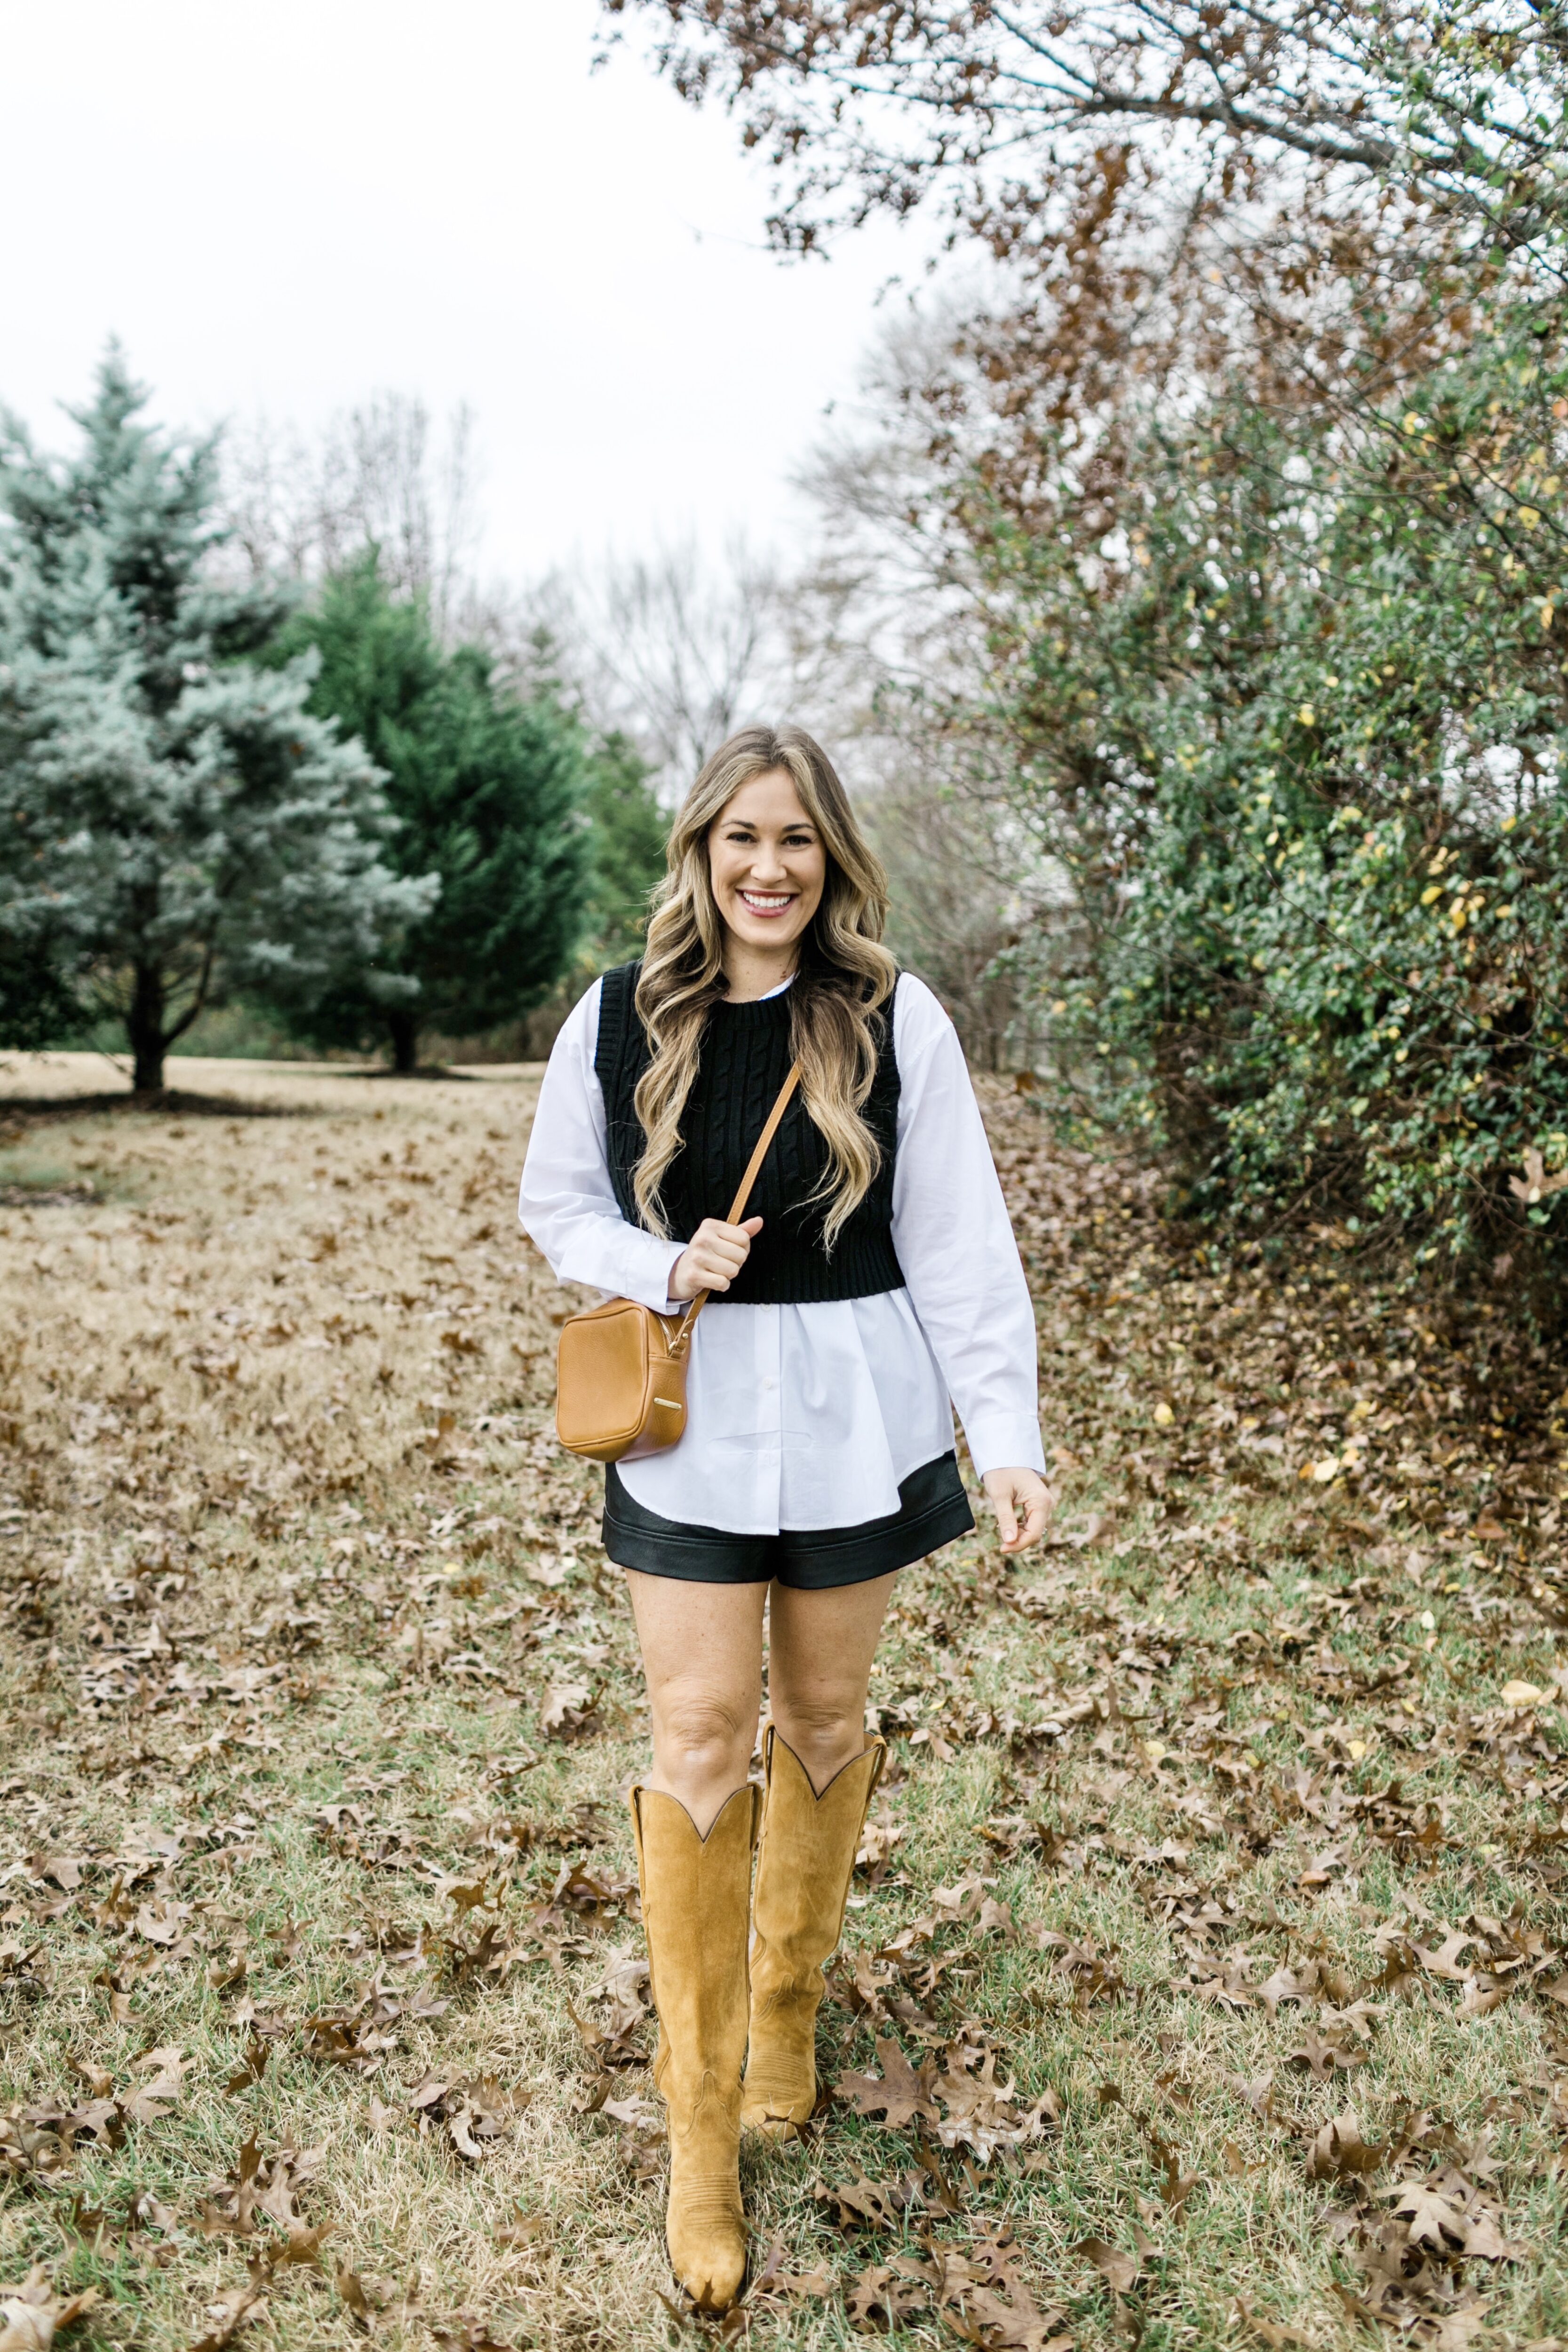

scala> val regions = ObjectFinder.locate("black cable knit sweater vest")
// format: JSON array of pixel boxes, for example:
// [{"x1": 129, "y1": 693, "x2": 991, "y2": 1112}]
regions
[{"x1": 594, "y1": 961, "x2": 904, "y2": 1306}]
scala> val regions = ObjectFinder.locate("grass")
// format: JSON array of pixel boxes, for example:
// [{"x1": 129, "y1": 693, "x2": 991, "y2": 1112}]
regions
[{"x1": 0, "y1": 1051, "x2": 1564, "y2": 2352}]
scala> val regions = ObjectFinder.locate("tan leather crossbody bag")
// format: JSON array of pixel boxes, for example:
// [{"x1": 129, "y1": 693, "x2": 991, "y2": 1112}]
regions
[{"x1": 554, "y1": 1063, "x2": 802, "y2": 1464}]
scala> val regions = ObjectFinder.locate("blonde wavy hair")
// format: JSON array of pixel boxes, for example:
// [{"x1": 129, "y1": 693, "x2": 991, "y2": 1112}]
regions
[{"x1": 632, "y1": 724, "x2": 896, "y2": 1248}]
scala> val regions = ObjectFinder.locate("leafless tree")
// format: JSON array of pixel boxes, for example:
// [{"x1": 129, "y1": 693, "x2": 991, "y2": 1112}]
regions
[
  {"x1": 774, "y1": 297, "x2": 1065, "y2": 1064},
  {"x1": 523, "y1": 535, "x2": 806, "y2": 795},
  {"x1": 220, "y1": 393, "x2": 484, "y2": 636}
]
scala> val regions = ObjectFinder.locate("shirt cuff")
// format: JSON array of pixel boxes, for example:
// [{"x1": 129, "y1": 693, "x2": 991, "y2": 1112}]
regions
[
  {"x1": 609, "y1": 1231, "x2": 688, "y2": 1313},
  {"x1": 961, "y1": 1412, "x2": 1047, "y2": 1482}
]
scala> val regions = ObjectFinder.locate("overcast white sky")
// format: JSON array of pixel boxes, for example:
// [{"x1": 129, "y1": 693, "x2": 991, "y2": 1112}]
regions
[{"x1": 0, "y1": 0, "x2": 916, "y2": 582}]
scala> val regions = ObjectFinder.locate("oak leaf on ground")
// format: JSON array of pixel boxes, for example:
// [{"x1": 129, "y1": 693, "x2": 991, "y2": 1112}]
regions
[
  {"x1": 835, "y1": 2037, "x2": 939, "y2": 2129},
  {"x1": 0, "y1": 2272, "x2": 97, "y2": 2352}
]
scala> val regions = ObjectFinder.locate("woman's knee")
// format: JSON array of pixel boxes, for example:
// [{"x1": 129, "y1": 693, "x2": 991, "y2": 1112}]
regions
[
  {"x1": 652, "y1": 1684, "x2": 756, "y2": 1776},
  {"x1": 769, "y1": 1690, "x2": 867, "y2": 1780}
]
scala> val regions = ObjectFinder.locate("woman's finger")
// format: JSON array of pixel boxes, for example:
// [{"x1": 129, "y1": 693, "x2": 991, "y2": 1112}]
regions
[
  {"x1": 691, "y1": 1242, "x2": 751, "y2": 1286},
  {"x1": 672, "y1": 1214, "x2": 761, "y2": 1298},
  {"x1": 1019, "y1": 1493, "x2": 1051, "y2": 1548},
  {"x1": 708, "y1": 1220, "x2": 758, "y2": 1253},
  {"x1": 702, "y1": 1240, "x2": 750, "y2": 1275},
  {"x1": 992, "y1": 1484, "x2": 1019, "y2": 1549}
]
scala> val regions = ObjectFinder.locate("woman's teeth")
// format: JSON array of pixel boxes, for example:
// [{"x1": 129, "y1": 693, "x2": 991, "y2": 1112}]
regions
[{"x1": 739, "y1": 890, "x2": 793, "y2": 914}]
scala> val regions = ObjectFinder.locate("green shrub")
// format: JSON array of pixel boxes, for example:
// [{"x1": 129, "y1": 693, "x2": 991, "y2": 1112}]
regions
[{"x1": 987, "y1": 293, "x2": 1568, "y2": 1279}]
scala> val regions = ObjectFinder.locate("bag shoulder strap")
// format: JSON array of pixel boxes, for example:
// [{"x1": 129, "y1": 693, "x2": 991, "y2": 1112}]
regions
[
  {"x1": 669, "y1": 1061, "x2": 801, "y2": 1356},
  {"x1": 724, "y1": 1063, "x2": 802, "y2": 1225}
]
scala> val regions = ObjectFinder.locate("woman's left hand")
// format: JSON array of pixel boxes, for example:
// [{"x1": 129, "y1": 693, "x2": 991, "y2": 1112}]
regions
[{"x1": 982, "y1": 1467, "x2": 1056, "y2": 1555}]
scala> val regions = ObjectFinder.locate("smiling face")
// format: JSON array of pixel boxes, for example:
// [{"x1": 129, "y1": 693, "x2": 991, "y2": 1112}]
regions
[{"x1": 707, "y1": 766, "x2": 827, "y2": 972}]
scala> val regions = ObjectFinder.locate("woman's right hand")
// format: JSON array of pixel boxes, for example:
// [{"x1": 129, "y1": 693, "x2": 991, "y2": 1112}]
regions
[{"x1": 669, "y1": 1215, "x2": 763, "y2": 1303}]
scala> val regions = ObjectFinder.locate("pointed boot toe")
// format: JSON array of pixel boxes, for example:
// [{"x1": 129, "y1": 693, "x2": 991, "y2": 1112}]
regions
[
  {"x1": 739, "y1": 1988, "x2": 817, "y2": 2136},
  {"x1": 739, "y1": 2078, "x2": 811, "y2": 2139},
  {"x1": 666, "y1": 2123, "x2": 749, "y2": 2306}
]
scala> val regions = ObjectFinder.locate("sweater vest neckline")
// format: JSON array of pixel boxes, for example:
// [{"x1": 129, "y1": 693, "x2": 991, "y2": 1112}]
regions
[{"x1": 594, "y1": 962, "x2": 904, "y2": 1307}]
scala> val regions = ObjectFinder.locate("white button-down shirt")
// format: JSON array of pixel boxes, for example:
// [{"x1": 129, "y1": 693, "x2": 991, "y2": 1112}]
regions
[{"x1": 519, "y1": 971, "x2": 1044, "y2": 1534}]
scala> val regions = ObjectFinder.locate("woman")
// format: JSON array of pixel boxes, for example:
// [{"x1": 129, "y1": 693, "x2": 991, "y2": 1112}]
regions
[{"x1": 519, "y1": 725, "x2": 1051, "y2": 2309}]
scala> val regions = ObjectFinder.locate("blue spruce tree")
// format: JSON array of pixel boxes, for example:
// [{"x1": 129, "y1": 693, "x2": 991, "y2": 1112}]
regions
[{"x1": 0, "y1": 352, "x2": 437, "y2": 1089}]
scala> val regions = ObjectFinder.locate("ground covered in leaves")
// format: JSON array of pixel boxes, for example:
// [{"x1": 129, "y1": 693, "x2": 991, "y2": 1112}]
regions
[{"x1": 0, "y1": 1051, "x2": 1566, "y2": 2352}]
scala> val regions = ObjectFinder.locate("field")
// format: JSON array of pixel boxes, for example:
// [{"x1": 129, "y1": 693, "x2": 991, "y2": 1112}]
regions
[{"x1": 0, "y1": 1051, "x2": 1565, "y2": 2352}]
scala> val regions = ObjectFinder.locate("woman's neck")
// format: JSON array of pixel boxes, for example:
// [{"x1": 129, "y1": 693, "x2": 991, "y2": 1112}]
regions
[{"x1": 722, "y1": 940, "x2": 798, "y2": 1004}]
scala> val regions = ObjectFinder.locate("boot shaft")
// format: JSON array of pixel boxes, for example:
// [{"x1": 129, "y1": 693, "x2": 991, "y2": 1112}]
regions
[
  {"x1": 751, "y1": 1729, "x2": 885, "y2": 1974},
  {"x1": 630, "y1": 1781, "x2": 760, "y2": 2098}
]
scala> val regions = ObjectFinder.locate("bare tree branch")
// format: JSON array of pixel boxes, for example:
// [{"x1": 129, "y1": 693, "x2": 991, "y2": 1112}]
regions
[
  {"x1": 521, "y1": 538, "x2": 801, "y2": 793},
  {"x1": 218, "y1": 395, "x2": 484, "y2": 636},
  {"x1": 597, "y1": 0, "x2": 1568, "y2": 252}
]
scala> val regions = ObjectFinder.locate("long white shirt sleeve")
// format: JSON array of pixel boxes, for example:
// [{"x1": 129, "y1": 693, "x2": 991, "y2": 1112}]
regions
[
  {"x1": 517, "y1": 979, "x2": 686, "y2": 1311},
  {"x1": 890, "y1": 977, "x2": 1049, "y2": 1481},
  {"x1": 519, "y1": 971, "x2": 1044, "y2": 1534}
]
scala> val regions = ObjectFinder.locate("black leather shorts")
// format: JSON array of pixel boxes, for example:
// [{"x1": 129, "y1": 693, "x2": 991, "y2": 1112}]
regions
[{"x1": 602, "y1": 1451, "x2": 975, "y2": 1589}]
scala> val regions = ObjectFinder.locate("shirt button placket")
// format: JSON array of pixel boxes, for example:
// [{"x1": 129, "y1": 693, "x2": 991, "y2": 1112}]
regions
[{"x1": 764, "y1": 1302, "x2": 782, "y2": 1524}]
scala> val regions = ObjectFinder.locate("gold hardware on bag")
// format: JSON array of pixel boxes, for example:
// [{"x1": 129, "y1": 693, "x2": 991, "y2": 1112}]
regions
[{"x1": 554, "y1": 1062, "x2": 802, "y2": 1463}]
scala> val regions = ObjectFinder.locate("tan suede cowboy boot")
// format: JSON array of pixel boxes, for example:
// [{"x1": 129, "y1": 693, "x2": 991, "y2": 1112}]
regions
[
  {"x1": 740, "y1": 1727, "x2": 885, "y2": 2139},
  {"x1": 630, "y1": 1780, "x2": 761, "y2": 2310}
]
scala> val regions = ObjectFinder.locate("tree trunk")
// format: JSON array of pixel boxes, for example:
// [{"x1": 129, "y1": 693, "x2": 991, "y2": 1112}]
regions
[
  {"x1": 388, "y1": 1008, "x2": 419, "y2": 1074},
  {"x1": 128, "y1": 965, "x2": 166, "y2": 1094}
]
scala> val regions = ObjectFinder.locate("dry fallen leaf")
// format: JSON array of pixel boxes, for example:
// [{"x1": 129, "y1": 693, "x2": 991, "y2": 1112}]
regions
[
  {"x1": 0, "y1": 2273, "x2": 98, "y2": 2352},
  {"x1": 411, "y1": 2075, "x2": 529, "y2": 2162},
  {"x1": 835, "y1": 2037, "x2": 939, "y2": 2130},
  {"x1": 224, "y1": 2039, "x2": 269, "y2": 2095},
  {"x1": 1306, "y1": 2109, "x2": 1383, "y2": 2181},
  {"x1": 1076, "y1": 2235, "x2": 1140, "y2": 2293},
  {"x1": 748, "y1": 2241, "x2": 835, "y2": 2303},
  {"x1": 121, "y1": 2044, "x2": 185, "y2": 2127},
  {"x1": 814, "y1": 2175, "x2": 909, "y2": 2233},
  {"x1": 539, "y1": 1682, "x2": 601, "y2": 1740},
  {"x1": 844, "y1": 2262, "x2": 928, "y2": 2330},
  {"x1": 334, "y1": 2264, "x2": 372, "y2": 2314},
  {"x1": 1224, "y1": 2071, "x2": 1274, "y2": 2120},
  {"x1": 1287, "y1": 2027, "x2": 1363, "y2": 2081},
  {"x1": 1232, "y1": 2297, "x2": 1316, "y2": 2349},
  {"x1": 494, "y1": 2205, "x2": 549, "y2": 2251},
  {"x1": 183, "y1": 2252, "x2": 277, "y2": 2352}
]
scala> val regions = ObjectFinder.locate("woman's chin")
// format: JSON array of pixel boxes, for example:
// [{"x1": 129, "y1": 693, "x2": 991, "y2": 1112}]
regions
[{"x1": 726, "y1": 912, "x2": 805, "y2": 953}]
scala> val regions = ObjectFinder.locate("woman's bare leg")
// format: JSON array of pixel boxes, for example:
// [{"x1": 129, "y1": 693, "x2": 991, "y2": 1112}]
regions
[
  {"x1": 765, "y1": 1572, "x2": 897, "y2": 1789},
  {"x1": 626, "y1": 1572, "x2": 768, "y2": 1833}
]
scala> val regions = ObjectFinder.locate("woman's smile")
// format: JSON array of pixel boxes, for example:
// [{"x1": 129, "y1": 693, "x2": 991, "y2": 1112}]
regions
[{"x1": 736, "y1": 888, "x2": 796, "y2": 917}]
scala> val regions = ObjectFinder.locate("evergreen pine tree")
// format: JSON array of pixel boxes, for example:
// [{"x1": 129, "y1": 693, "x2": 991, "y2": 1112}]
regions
[
  {"x1": 581, "y1": 728, "x2": 667, "y2": 966},
  {"x1": 271, "y1": 554, "x2": 590, "y2": 1068},
  {"x1": 0, "y1": 353, "x2": 434, "y2": 1089}
]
